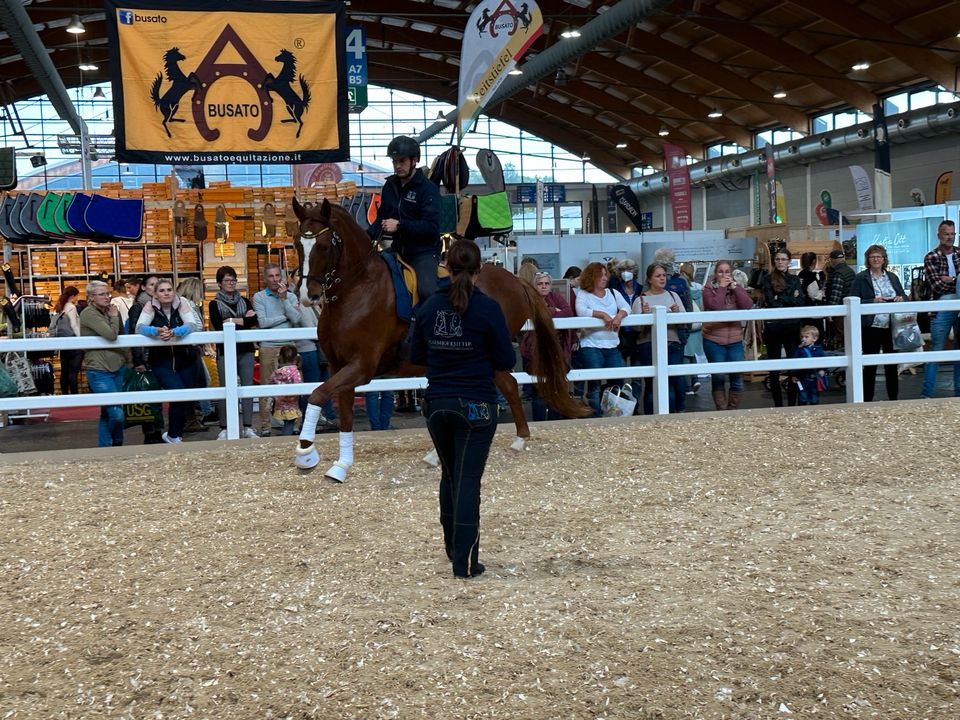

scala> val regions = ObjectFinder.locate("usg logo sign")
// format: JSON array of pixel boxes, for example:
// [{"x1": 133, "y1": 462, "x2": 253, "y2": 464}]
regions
[{"x1": 118, "y1": 10, "x2": 168, "y2": 25}]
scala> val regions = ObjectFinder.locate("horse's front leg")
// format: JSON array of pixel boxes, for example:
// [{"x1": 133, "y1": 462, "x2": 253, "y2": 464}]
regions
[
  {"x1": 321, "y1": 388, "x2": 356, "y2": 483},
  {"x1": 295, "y1": 360, "x2": 373, "y2": 479},
  {"x1": 495, "y1": 370, "x2": 530, "y2": 451}
]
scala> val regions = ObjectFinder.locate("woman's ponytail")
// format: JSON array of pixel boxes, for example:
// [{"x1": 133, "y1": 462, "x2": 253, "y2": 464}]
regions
[{"x1": 445, "y1": 240, "x2": 482, "y2": 314}]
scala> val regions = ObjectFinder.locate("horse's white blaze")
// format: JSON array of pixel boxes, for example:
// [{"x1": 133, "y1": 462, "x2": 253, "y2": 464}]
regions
[{"x1": 299, "y1": 235, "x2": 316, "y2": 303}]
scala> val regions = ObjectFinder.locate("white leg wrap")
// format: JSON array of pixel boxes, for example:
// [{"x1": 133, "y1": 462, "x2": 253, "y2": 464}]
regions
[
  {"x1": 299, "y1": 403, "x2": 322, "y2": 444},
  {"x1": 338, "y1": 431, "x2": 354, "y2": 467},
  {"x1": 510, "y1": 436, "x2": 527, "y2": 451}
]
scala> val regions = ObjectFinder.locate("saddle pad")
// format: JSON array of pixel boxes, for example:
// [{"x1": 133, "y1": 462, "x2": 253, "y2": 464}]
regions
[
  {"x1": 438, "y1": 194, "x2": 457, "y2": 235},
  {"x1": 0, "y1": 194, "x2": 26, "y2": 242},
  {"x1": 85, "y1": 195, "x2": 144, "y2": 240},
  {"x1": 66, "y1": 193, "x2": 95, "y2": 236},
  {"x1": 476, "y1": 149, "x2": 505, "y2": 193},
  {"x1": 53, "y1": 191, "x2": 75, "y2": 235},
  {"x1": 36, "y1": 193, "x2": 64, "y2": 237},
  {"x1": 380, "y1": 250, "x2": 415, "y2": 323},
  {"x1": 367, "y1": 193, "x2": 381, "y2": 226},
  {"x1": 476, "y1": 191, "x2": 512, "y2": 234},
  {"x1": 353, "y1": 192, "x2": 370, "y2": 231},
  {"x1": 19, "y1": 193, "x2": 51, "y2": 241},
  {"x1": 7, "y1": 193, "x2": 29, "y2": 238}
]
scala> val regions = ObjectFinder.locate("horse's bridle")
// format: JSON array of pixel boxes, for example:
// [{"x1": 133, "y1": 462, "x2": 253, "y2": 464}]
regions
[{"x1": 300, "y1": 223, "x2": 376, "y2": 305}]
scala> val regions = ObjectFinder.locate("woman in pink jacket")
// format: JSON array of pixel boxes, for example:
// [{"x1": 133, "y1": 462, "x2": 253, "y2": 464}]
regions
[{"x1": 701, "y1": 261, "x2": 754, "y2": 410}]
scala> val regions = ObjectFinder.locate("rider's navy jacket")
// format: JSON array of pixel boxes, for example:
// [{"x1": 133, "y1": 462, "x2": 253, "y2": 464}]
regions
[
  {"x1": 367, "y1": 167, "x2": 441, "y2": 259},
  {"x1": 411, "y1": 286, "x2": 515, "y2": 403}
]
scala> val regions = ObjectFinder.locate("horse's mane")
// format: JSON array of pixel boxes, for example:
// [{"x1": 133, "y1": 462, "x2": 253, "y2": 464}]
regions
[
  {"x1": 163, "y1": 47, "x2": 186, "y2": 81},
  {"x1": 275, "y1": 50, "x2": 296, "y2": 83}
]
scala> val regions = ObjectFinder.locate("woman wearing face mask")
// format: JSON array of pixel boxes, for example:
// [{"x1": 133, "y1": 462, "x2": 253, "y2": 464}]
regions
[
  {"x1": 633, "y1": 263, "x2": 687, "y2": 414},
  {"x1": 609, "y1": 260, "x2": 642, "y2": 367},
  {"x1": 760, "y1": 249, "x2": 804, "y2": 407},
  {"x1": 521, "y1": 271, "x2": 574, "y2": 421}
]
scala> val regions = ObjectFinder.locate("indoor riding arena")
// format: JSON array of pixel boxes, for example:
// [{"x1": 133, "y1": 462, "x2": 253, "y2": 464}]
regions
[{"x1": 3, "y1": 401, "x2": 957, "y2": 718}]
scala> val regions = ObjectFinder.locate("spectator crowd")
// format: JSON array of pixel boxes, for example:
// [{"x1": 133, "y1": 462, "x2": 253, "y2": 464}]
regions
[{"x1": 2, "y1": 218, "x2": 958, "y2": 445}]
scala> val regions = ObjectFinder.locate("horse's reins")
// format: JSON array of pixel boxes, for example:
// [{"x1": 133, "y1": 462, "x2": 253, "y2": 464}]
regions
[{"x1": 301, "y1": 224, "x2": 377, "y2": 305}]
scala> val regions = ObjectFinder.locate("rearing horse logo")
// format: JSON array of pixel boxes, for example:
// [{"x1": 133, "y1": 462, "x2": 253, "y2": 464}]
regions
[
  {"x1": 263, "y1": 50, "x2": 311, "y2": 139},
  {"x1": 149, "y1": 47, "x2": 199, "y2": 138}
]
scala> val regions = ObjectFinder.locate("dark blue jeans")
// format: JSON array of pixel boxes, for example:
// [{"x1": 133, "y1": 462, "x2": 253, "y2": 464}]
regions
[
  {"x1": 702, "y1": 338, "x2": 746, "y2": 392},
  {"x1": 424, "y1": 396, "x2": 498, "y2": 577},
  {"x1": 365, "y1": 391, "x2": 395, "y2": 430},
  {"x1": 85, "y1": 367, "x2": 126, "y2": 447},
  {"x1": 637, "y1": 341, "x2": 686, "y2": 414},
  {"x1": 408, "y1": 251, "x2": 440, "y2": 304},
  {"x1": 578, "y1": 345, "x2": 624, "y2": 417},
  {"x1": 151, "y1": 359, "x2": 199, "y2": 439}
]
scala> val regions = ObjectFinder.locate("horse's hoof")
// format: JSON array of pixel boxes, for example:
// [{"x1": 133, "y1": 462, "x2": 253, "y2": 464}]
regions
[
  {"x1": 422, "y1": 449, "x2": 440, "y2": 467},
  {"x1": 295, "y1": 444, "x2": 320, "y2": 470},
  {"x1": 324, "y1": 461, "x2": 350, "y2": 483},
  {"x1": 510, "y1": 436, "x2": 527, "y2": 452}
]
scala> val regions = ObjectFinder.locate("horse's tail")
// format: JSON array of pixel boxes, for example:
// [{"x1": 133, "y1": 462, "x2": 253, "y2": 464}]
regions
[
  {"x1": 299, "y1": 75, "x2": 311, "y2": 108},
  {"x1": 150, "y1": 73, "x2": 162, "y2": 107},
  {"x1": 520, "y1": 281, "x2": 591, "y2": 419}
]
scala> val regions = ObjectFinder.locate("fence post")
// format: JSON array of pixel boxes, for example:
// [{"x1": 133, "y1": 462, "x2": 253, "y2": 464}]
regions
[
  {"x1": 222, "y1": 322, "x2": 241, "y2": 439},
  {"x1": 652, "y1": 305, "x2": 670, "y2": 415},
  {"x1": 843, "y1": 296, "x2": 864, "y2": 403}
]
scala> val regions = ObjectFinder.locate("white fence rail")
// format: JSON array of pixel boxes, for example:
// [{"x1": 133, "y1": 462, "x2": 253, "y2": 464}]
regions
[{"x1": 3, "y1": 297, "x2": 960, "y2": 438}]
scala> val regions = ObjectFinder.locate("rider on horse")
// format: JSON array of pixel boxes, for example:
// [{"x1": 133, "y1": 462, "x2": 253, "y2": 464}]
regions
[{"x1": 366, "y1": 135, "x2": 442, "y2": 305}]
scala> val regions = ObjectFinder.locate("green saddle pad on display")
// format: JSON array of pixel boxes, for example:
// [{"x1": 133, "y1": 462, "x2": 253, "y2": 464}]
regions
[
  {"x1": 476, "y1": 191, "x2": 512, "y2": 233},
  {"x1": 53, "y1": 191, "x2": 74, "y2": 234},
  {"x1": 36, "y1": 193, "x2": 64, "y2": 236}
]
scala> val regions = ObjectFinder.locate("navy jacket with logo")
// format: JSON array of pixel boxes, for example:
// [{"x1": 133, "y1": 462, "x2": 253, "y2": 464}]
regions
[
  {"x1": 410, "y1": 286, "x2": 515, "y2": 402},
  {"x1": 367, "y1": 167, "x2": 441, "y2": 259}
]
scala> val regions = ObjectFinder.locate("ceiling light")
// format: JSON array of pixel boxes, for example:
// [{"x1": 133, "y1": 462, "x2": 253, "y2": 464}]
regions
[
  {"x1": 658, "y1": 124, "x2": 670, "y2": 136},
  {"x1": 582, "y1": 155, "x2": 590, "y2": 161},
  {"x1": 852, "y1": 61, "x2": 870, "y2": 71},
  {"x1": 554, "y1": 69, "x2": 568, "y2": 87},
  {"x1": 508, "y1": 68, "x2": 523, "y2": 76},
  {"x1": 92, "y1": 87, "x2": 105, "y2": 98},
  {"x1": 357, "y1": 162, "x2": 364, "y2": 172},
  {"x1": 708, "y1": 108, "x2": 723, "y2": 118},
  {"x1": 66, "y1": 14, "x2": 86, "y2": 34},
  {"x1": 616, "y1": 142, "x2": 627, "y2": 149},
  {"x1": 773, "y1": 85, "x2": 787, "y2": 99},
  {"x1": 436, "y1": 110, "x2": 445, "y2": 120},
  {"x1": 560, "y1": 29, "x2": 581, "y2": 39},
  {"x1": 79, "y1": 53, "x2": 98, "y2": 72}
]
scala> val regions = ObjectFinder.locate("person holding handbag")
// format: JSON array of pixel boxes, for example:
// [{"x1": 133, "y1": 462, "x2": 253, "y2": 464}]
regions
[{"x1": 851, "y1": 244, "x2": 905, "y2": 402}]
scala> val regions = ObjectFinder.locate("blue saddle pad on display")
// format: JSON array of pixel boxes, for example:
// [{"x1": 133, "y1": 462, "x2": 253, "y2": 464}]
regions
[{"x1": 380, "y1": 250, "x2": 413, "y2": 324}]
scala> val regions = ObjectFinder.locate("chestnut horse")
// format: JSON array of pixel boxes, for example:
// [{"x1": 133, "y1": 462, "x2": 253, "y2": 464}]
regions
[{"x1": 291, "y1": 198, "x2": 588, "y2": 481}]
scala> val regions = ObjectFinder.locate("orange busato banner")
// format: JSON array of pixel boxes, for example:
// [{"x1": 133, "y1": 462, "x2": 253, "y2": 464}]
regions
[{"x1": 104, "y1": 0, "x2": 348, "y2": 164}]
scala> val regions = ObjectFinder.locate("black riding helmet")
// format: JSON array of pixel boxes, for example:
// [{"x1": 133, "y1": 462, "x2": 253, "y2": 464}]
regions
[{"x1": 387, "y1": 135, "x2": 420, "y2": 162}]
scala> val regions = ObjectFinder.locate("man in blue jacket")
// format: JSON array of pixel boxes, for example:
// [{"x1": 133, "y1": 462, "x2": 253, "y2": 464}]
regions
[{"x1": 367, "y1": 135, "x2": 442, "y2": 305}]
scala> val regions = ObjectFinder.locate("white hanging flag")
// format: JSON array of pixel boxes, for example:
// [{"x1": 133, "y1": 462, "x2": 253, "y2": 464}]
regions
[
  {"x1": 849, "y1": 165, "x2": 875, "y2": 211},
  {"x1": 457, "y1": 0, "x2": 543, "y2": 140}
]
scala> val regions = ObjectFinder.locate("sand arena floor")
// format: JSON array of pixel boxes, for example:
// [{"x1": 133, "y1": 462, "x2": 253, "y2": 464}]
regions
[{"x1": 1, "y1": 402, "x2": 958, "y2": 719}]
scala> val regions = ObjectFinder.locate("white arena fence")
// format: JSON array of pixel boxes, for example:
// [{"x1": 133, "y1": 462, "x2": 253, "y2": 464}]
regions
[{"x1": 3, "y1": 296, "x2": 960, "y2": 438}]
